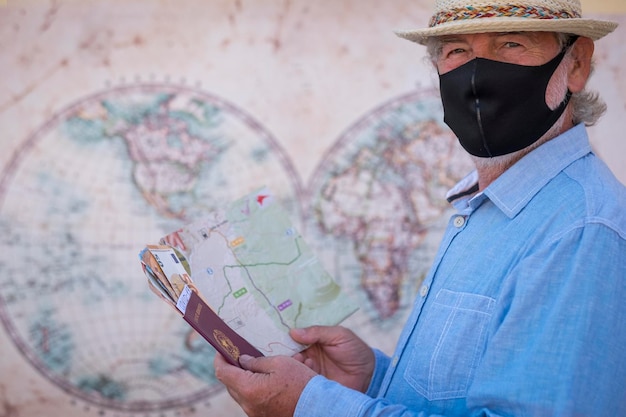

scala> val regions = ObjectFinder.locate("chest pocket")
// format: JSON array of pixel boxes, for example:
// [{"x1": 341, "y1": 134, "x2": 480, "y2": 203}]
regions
[{"x1": 404, "y1": 289, "x2": 495, "y2": 401}]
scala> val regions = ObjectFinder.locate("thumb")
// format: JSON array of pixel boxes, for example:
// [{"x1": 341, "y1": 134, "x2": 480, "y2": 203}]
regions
[
  {"x1": 290, "y1": 326, "x2": 321, "y2": 345},
  {"x1": 238, "y1": 354, "x2": 274, "y2": 373},
  {"x1": 290, "y1": 325, "x2": 343, "y2": 345}
]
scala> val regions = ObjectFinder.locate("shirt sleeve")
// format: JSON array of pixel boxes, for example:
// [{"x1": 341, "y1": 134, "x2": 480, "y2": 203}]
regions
[
  {"x1": 295, "y1": 375, "x2": 426, "y2": 417},
  {"x1": 365, "y1": 349, "x2": 391, "y2": 397}
]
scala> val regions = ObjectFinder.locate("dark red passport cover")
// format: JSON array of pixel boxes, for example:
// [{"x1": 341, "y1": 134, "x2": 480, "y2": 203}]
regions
[{"x1": 182, "y1": 290, "x2": 264, "y2": 367}]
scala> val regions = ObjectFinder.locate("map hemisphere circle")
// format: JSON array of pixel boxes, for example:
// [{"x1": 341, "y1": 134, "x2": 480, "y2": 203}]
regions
[{"x1": 0, "y1": 83, "x2": 304, "y2": 412}]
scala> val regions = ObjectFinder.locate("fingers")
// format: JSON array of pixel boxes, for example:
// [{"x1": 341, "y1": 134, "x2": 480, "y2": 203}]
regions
[
  {"x1": 238, "y1": 354, "x2": 274, "y2": 373},
  {"x1": 213, "y1": 354, "x2": 257, "y2": 412},
  {"x1": 290, "y1": 326, "x2": 326, "y2": 344},
  {"x1": 292, "y1": 352, "x2": 305, "y2": 363},
  {"x1": 214, "y1": 352, "x2": 316, "y2": 417},
  {"x1": 303, "y1": 357, "x2": 318, "y2": 372},
  {"x1": 290, "y1": 325, "x2": 349, "y2": 345},
  {"x1": 213, "y1": 352, "x2": 247, "y2": 386}
]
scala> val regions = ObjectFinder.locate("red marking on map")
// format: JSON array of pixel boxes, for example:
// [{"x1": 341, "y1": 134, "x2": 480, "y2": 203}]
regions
[{"x1": 256, "y1": 194, "x2": 269, "y2": 206}]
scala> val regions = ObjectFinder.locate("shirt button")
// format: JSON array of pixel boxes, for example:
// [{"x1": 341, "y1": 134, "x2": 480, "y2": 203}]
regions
[
  {"x1": 391, "y1": 356, "x2": 399, "y2": 367},
  {"x1": 453, "y1": 216, "x2": 465, "y2": 228},
  {"x1": 420, "y1": 285, "x2": 429, "y2": 297}
]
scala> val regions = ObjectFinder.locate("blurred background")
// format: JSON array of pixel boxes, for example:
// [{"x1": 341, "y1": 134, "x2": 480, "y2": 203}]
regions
[{"x1": 1, "y1": 1, "x2": 624, "y2": 416}]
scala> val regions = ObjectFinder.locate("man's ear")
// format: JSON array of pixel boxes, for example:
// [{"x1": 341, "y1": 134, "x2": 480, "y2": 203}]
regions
[{"x1": 567, "y1": 36, "x2": 594, "y2": 93}]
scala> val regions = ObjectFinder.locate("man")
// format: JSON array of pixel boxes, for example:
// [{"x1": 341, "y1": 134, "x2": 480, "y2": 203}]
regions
[{"x1": 214, "y1": 0, "x2": 626, "y2": 415}]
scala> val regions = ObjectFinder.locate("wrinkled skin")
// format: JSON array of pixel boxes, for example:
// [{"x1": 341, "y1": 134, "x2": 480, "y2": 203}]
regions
[{"x1": 213, "y1": 325, "x2": 375, "y2": 417}]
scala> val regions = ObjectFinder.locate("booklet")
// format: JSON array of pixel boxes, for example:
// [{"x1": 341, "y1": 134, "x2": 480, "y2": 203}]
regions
[{"x1": 139, "y1": 187, "x2": 358, "y2": 367}]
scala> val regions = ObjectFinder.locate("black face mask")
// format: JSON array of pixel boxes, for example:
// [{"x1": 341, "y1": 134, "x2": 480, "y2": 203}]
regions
[{"x1": 439, "y1": 46, "x2": 572, "y2": 158}]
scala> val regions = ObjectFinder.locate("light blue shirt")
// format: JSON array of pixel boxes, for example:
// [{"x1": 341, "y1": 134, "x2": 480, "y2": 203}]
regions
[{"x1": 295, "y1": 124, "x2": 626, "y2": 417}]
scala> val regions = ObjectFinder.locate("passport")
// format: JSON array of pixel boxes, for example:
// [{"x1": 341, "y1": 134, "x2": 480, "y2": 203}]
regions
[
  {"x1": 139, "y1": 245, "x2": 263, "y2": 368},
  {"x1": 180, "y1": 287, "x2": 263, "y2": 367}
]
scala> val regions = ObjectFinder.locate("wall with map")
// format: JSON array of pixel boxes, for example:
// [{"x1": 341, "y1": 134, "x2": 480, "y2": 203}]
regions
[{"x1": 1, "y1": 1, "x2": 624, "y2": 416}]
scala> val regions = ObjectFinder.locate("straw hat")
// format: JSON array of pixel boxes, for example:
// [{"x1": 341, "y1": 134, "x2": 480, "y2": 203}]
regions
[{"x1": 395, "y1": 0, "x2": 618, "y2": 44}]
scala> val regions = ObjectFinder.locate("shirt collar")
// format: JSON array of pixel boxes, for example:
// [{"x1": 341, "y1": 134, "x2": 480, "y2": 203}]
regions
[
  {"x1": 447, "y1": 124, "x2": 593, "y2": 217},
  {"x1": 446, "y1": 170, "x2": 479, "y2": 205}
]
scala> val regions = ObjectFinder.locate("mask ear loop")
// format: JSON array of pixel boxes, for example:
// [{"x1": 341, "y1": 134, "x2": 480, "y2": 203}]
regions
[
  {"x1": 553, "y1": 34, "x2": 580, "y2": 110},
  {"x1": 535, "y1": 34, "x2": 580, "y2": 143}
]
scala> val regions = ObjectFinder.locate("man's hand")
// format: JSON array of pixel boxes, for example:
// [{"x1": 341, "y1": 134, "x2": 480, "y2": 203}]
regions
[
  {"x1": 290, "y1": 326, "x2": 375, "y2": 393},
  {"x1": 213, "y1": 353, "x2": 317, "y2": 417}
]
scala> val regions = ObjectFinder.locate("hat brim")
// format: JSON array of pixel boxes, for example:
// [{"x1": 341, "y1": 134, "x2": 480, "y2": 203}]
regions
[{"x1": 395, "y1": 17, "x2": 618, "y2": 45}]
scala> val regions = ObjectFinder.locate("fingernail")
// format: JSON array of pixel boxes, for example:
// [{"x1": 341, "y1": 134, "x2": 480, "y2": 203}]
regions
[{"x1": 239, "y1": 354, "x2": 253, "y2": 365}]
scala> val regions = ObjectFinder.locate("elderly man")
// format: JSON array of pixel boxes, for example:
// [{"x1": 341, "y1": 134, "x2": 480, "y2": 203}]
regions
[{"x1": 214, "y1": 0, "x2": 626, "y2": 416}]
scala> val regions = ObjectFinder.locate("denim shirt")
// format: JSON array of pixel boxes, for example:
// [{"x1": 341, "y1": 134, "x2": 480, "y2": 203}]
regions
[{"x1": 295, "y1": 124, "x2": 626, "y2": 417}]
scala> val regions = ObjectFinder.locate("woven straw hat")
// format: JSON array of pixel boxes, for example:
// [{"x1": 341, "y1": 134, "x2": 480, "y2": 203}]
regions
[{"x1": 396, "y1": 0, "x2": 618, "y2": 44}]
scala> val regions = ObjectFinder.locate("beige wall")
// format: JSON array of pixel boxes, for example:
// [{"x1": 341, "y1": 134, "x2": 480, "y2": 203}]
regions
[
  {"x1": 0, "y1": 2, "x2": 624, "y2": 417},
  {"x1": 583, "y1": 0, "x2": 626, "y2": 13}
]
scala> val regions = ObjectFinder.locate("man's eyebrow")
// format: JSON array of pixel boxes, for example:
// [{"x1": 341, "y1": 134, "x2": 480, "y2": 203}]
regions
[
  {"x1": 493, "y1": 31, "x2": 537, "y2": 39},
  {"x1": 439, "y1": 36, "x2": 466, "y2": 44}
]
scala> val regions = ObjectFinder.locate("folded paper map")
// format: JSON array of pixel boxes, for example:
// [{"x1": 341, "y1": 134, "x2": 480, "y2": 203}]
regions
[{"x1": 139, "y1": 187, "x2": 358, "y2": 367}]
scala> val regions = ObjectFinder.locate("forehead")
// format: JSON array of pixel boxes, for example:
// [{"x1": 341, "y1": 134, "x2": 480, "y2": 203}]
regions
[{"x1": 438, "y1": 31, "x2": 559, "y2": 44}]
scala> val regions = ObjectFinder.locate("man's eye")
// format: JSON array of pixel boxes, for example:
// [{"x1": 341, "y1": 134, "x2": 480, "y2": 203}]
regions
[
  {"x1": 444, "y1": 47, "x2": 466, "y2": 57},
  {"x1": 503, "y1": 42, "x2": 522, "y2": 48}
]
